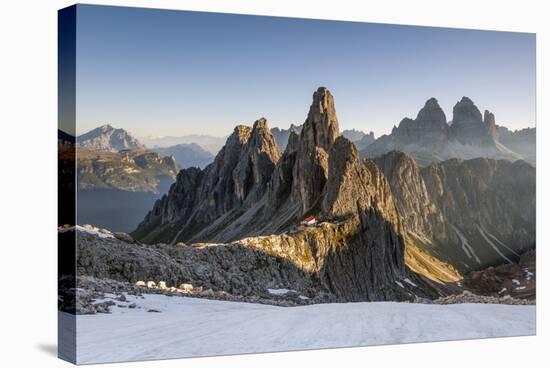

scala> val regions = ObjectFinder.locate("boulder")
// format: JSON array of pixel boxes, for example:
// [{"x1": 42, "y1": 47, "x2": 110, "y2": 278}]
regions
[{"x1": 114, "y1": 232, "x2": 134, "y2": 243}]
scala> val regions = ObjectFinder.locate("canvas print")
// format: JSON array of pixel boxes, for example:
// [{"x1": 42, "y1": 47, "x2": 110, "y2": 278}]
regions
[{"x1": 58, "y1": 4, "x2": 536, "y2": 364}]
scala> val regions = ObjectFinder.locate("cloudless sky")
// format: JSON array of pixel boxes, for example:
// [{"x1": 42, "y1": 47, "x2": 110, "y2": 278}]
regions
[{"x1": 75, "y1": 4, "x2": 536, "y2": 138}]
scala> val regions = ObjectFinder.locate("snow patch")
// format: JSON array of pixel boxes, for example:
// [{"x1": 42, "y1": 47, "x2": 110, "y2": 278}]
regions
[
  {"x1": 267, "y1": 288, "x2": 295, "y2": 295},
  {"x1": 403, "y1": 278, "x2": 417, "y2": 287},
  {"x1": 451, "y1": 225, "x2": 481, "y2": 264},
  {"x1": 59, "y1": 225, "x2": 114, "y2": 239},
  {"x1": 69, "y1": 293, "x2": 536, "y2": 364},
  {"x1": 123, "y1": 167, "x2": 141, "y2": 174}
]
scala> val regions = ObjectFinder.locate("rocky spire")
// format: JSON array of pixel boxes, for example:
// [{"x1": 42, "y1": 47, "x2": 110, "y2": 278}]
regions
[
  {"x1": 322, "y1": 136, "x2": 400, "y2": 226},
  {"x1": 134, "y1": 118, "x2": 281, "y2": 244},
  {"x1": 483, "y1": 110, "x2": 498, "y2": 139},
  {"x1": 388, "y1": 97, "x2": 448, "y2": 147},
  {"x1": 233, "y1": 118, "x2": 281, "y2": 204},
  {"x1": 449, "y1": 97, "x2": 497, "y2": 146},
  {"x1": 248, "y1": 118, "x2": 280, "y2": 157},
  {"x1": 300, "y1": 87, "x2": 340, "y2": 152},
  {"x1": 285, "y1": 87, "x2": 342, "y2": 214},
  {"x1": 452, "y1": 96, "x2": 483, "y2": 125},
  {"x1": 416, "y1": 97, "x2": 448, "y2": 128}
]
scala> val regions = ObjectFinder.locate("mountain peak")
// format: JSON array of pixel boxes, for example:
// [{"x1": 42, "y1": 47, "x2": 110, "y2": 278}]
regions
[
  {"x1": 483, "y1": 110, "x2": 495, "y2": 126},
  {"x1": 460, "y1": 96, "x2": 474, "y2": 104},
  {"x1": 301, "y1": 87, "x2": 340, "y2": 151},
  {"x1": 248, "y1": 118, "x2": 281, "y2": 161},
  {"x1": 230, "y1": 125, "x2": 253, "y2": 144},
  {"x1": 310, "y1": 87, "x2": 336, "y2": 119},
  {"x1": 99, "y1": 124, "x2": 114, "y2": 131},
  {"x1": 449, "y1": 98, "x2": 497, "y2": 146},
  {"x1": 77, "y1": 124, "x2": 143, "y2": 152},
  {"x1": 452, "y1": 96, "x2": 482, "y2": 125},
  {"x1": 415, "y1": 97, "x2": 447, "y2": 128},
  {"x1": 252, "y1": 117, "x2": 268, "y2": 130},
  {"x1": 483, "y1": 110, "x2": 498, "y2": 139},
  {"x1": 424, "y1": 97, "x2": 440, "y2": 108}
]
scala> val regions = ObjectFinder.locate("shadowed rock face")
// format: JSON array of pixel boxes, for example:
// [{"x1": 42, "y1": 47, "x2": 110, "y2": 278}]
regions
[
  {"x1": 421, "y1": 158, "x2": 535, "y2": 269},
  {"x1": 452, "y1": 97, "x2": 482, "y2": 125},
  {"x1": 464, "y1": 250, "x2": 535, "y2": 300},
  {"x1": 497, "y1": 126, "x2": 536, "y2": 164},
  {"x1": 374, "y1": 151, "x2": 536, "y2": 273},
  {"x1": 288, "y1": 87, "x2": 340, "y2": 214},
  {"x1": 395, "y1": 97, "x2": 449, "y2": 146},
  {"x1": 373, "y1": 151, "x2": 444, "y2": 239},
  {"x1": 449, "y1": 97, "x2": 497, "y2": 146}
]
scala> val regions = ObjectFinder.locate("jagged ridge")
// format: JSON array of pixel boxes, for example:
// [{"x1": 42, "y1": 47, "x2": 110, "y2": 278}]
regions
[
  {"x1": 362, "y1": 97, "x2": 533, "y2": 166},
  {"x1": 133, "y1": 87, "x2": 448, "y2": 301}
]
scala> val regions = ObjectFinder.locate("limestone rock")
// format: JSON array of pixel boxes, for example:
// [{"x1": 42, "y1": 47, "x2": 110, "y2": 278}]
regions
[
  {"x1": 449, "y1": 97, "x2": 496, "y2": 146},
  {"x1": 131, "y1": 87, "x2": 443, "y2": 302},
  {"x1": 113, "y1": 232, "x2": 134, "y2": 243},
  {"x1": 364, "y1": 97, "x2": 449, "y2": 163},
  {"x1": 77, "y1": 124, "x2": 144, "y2": 152},
  {"x1": 373, "y1": 151, "x2": 444, "y2": 239},
  {"x1": 374, "y1": 151, "x2": 535, "y2": 272},
  {"x1": 134, "y1": 118, "x2": 281, "y2": 244}
]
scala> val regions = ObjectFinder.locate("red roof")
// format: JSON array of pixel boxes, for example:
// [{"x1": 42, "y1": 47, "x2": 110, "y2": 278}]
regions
[{"x1": 304, "y1": 216, "x2": 316, "y2": 222}]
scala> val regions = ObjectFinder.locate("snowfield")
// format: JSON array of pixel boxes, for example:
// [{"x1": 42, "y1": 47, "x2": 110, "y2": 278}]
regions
[{"x1": 64, "y1": 293, "x2": 536, "y2": 364}]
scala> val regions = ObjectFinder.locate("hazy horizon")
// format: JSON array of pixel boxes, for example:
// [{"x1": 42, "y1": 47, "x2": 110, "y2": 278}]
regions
[{"x1": 73, "y1": 5, "x2": 536, "y2": 138}]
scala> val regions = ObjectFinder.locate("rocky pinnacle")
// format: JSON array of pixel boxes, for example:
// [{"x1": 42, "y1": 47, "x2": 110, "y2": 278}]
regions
[{"x1": 300, "y1": 87, "x2": 340, "y2": 152}]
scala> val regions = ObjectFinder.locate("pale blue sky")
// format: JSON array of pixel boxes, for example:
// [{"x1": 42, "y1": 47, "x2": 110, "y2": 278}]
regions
[{"x1": 75, "y1": 4, "x2": 536, "y2": 137}]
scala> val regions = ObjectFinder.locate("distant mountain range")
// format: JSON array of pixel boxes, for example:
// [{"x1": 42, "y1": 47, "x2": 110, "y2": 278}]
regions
[
  {"x1": 77, "y1": 124, "x2": 216, "y2": 169},
  {"x1": 150, "y1": 143, "x2": 214, "y2": 169},
  {"x1": 344, "y1": 129, "x2": 375, "y2": 150},
  {"x1": 361, "y1": 97, "x2": 535, "y2": 166},
  {"x1": 139, "y1": 134, "x2": 227, "y2": 156},
  {"x1": 139, "y1": 126, "x2": 372, "y2": 157},
  {"x1": 270, "y1": 125, "x2": 375, "y2": 151},
  {"x1": 270, "y1": 124, "x2": 302, "y2": 150}
]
